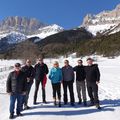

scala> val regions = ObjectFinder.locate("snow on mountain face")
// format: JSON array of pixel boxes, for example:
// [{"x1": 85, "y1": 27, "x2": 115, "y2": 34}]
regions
[
  {"x1": 6, "y1": 32, "x2": 27, "y2": 44},
  {"x1": 0, "y1": 17, "x2": 64, "y2": 45},
  {"x1": 27, "y1": 24, "x2": 64, "y2": 40},
  {"x1": 81, "y1": 4, "x2": 120, "y2": 35}
]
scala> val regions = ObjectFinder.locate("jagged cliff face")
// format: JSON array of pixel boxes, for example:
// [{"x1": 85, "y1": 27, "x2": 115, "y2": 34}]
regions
[
  {"x1": 0, "y1": 16, "x2": 64, "y2": 43},
  {"x1": 81, "y1": 4, "x2": 120, "y2": 35},
  {"x1": 0, "y1": 16, "x2": 64, "y2": 52},
  {"x1": 0, "y1": 16, "x2": 47, "y2": 35}
]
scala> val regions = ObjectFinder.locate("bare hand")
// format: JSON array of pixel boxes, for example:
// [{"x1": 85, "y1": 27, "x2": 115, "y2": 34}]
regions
[
  {"x1": 22, "y1": 92, "x2": 26, "y2": 95},
  {"x1": 7, "y1": 92, "x2": 13, "y2": 95},
  {"x1": 96, "y1": 81, "x2": 100, "y2": 85},
  {"x1": 27, "y1": 78, "x2": 30, "y2": 82}
]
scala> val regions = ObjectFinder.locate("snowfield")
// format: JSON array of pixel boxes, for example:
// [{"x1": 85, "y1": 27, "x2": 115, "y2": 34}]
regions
[{"x1": 0, "y1": 56, "x2": 120, "y2": 120}]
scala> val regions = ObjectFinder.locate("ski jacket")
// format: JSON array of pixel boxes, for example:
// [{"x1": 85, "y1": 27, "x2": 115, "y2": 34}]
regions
[
  {"x1": 85, "y1": 64, "x2": 100, "y2": 83},
  {"x1": 49, "y1": 67, "x2": 62, "y2": 84},
  {"x1": 6, "y1": 70, "x2": 27, "y2": 94}
]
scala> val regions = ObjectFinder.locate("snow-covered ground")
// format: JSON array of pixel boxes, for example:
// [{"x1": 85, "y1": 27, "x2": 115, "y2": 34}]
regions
[{"x1": 0, "y1": 56, "x2": 120, "y2": 120}]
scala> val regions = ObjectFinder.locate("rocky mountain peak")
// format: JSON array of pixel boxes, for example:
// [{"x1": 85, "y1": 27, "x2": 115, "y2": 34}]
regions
[
  {"x1": 0, "y1": 16, "x2": 47, "y2": 35},
  {"x1": 81, "y1": 4, "x2": 120, "y2": 35},
  {"x1": 115, "y1": 4, "x2": 120, "y2": 10}
]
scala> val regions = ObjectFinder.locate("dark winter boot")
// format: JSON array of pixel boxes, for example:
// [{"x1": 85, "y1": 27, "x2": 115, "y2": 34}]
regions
[
  {"x1": 17, "y1": 112, "x2": 23, "y2": 117},
  {"x1": 71, "y1": 102, "x2": 75, "y2": 106},
  {"x1": 64, "y1": 102, "x2": 68, "y2": 105},
  {"x1": 53, "y1": 98, "x2": 57, "y2": 106},
  {"x1": 33, "y1": 102, "x2": 37, "y2": 105},
  {"x1": 24, "y1": 105, "x2": 30, "y2": 110},
  {"x1": 83, "y1": 101, "x2": 87, "y2": 106},
  {"x1": 43, "y1": 100, "x2": 47, "y2": 104},
  {"x1": 9, "y1": 113, "x2": 14, "y2": 119},
  {"x1": 95, "y1": 103, "x2": 101, "y2": 109},
  {"x1": 58, "y1": 100, "x2": 61, "y2": 107},
  {"x1": 78, "y1": 99, "x2": 82, "y2": 105}
]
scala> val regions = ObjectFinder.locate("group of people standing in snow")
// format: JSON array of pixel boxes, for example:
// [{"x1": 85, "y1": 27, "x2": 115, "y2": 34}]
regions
[{"x1": 6, "y1": 57, "x2": 101, "y2": 119}]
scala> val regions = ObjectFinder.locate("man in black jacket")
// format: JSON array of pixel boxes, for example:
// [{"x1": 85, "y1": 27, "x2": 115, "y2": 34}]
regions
[
  {"x1": 33, "y1": 58, "x2": 49, "y2": 104},
  {"x1": 6, "y1": 63, "x2": 27, "y2": 119},
  {"x1": 21, "y1": 59, "x2": 35, "y2": 110},
  {"x1": 85, "y1": 58, "x2": 101, "y2": 109},
  {"x1": 74, "y1": 59, "x2": 87, "y2": 106}
]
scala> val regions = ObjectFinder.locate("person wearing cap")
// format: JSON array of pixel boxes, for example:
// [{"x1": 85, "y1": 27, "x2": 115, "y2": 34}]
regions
[
  {"x1": 62, "y1": 60, "x2": 75, "y2": 106},
  {"x1": 21, "y1": 59, "x2": 35, "y2": 110},
  {"x1": 33, "y1": 58, "x2": 49, "y2": 104},
  {"x1": 73, "y1": 59, "x2": 87, "y2": 106},
  {"x1": 6, "y1": 63, "x2": 27, "y2": 119},
  {"x1": 85, "y1": 58, "x2": 101, "y2": 109},
  {"x1": 49, "y1": 61, "x2": 62, "y2": 107}
]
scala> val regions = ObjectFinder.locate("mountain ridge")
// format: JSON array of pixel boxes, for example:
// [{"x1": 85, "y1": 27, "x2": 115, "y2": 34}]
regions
[{"x1": 81, "y1": 4, "x2": 120, "y2": 35}]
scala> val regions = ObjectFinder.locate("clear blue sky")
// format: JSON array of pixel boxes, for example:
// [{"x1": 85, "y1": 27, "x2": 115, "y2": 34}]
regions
[{"x1": 0, "y1": 0, "x2": 119, "y2": 29}]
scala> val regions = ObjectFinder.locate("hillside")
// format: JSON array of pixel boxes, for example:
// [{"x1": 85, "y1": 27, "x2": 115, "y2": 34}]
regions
[{"x1": 1, "y1": 27, "x2": 120, "y2": 59}]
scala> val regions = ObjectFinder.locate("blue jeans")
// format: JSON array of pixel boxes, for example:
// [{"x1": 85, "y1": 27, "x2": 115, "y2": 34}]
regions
[{"x1": 10, "y1": 93, "x2": 23, "y2": 114}]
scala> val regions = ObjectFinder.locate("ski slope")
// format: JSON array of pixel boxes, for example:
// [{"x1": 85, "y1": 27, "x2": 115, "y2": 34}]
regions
[{"x1": 0, "y1": 56, "x2": 120, "y2": 120}]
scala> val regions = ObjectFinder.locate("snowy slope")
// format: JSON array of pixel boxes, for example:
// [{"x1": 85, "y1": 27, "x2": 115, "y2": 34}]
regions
[
  {"x1": 0, "y1": 24, "x2": 63, "y2": 44},
  {"x1": 0, "y1": 56, "x2": 120, "y2": 120},
  {"x1": 6, "y1": 32, "x2": 28, "y2": 44},
  {"x1": 86, "y1": 24, "x2": 116, "y2": 35},
  {"x1": 27, "y1": 24, "x2": 64, "y2": 40},
  {"x1": 0, "y1": 31, "x2": 28, "y2": 44},
  {"x1": 0, "y1": 17, "x2": 64, "y2": 44}
]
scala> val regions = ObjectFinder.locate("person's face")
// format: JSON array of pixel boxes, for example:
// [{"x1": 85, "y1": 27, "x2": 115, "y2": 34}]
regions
[
  {"x1": 15, "y1": 66, "x2": 21, "y2": 71},
  {"x1": 78, "y1": 60, "x2": 82, "y2": 65},
  {"x1": 87, "y1": 60, "x2": 93, "y2": 65},
  {"x1": 53, "y1": 63, "x2": 59, "y2": 68},
  {"x1": 38, "y1": 59, "x2": 43, "y2": 64},
  {"x1": 26, "y1": 60, "x2": 31, "y2": 66},
  {"x1": 64, "y1": 61, "x2": 69, "y2": 66}
]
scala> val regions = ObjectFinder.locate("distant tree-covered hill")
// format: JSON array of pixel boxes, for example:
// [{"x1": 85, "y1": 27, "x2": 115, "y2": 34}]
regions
[{"x1": 1, "y1": 27, "x2": 120, "y2": 59}]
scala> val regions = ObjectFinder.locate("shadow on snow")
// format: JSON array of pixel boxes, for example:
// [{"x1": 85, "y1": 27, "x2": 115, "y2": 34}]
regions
[{"x1": 23, "y1": 99, "x2": 120, "y2": 116}]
